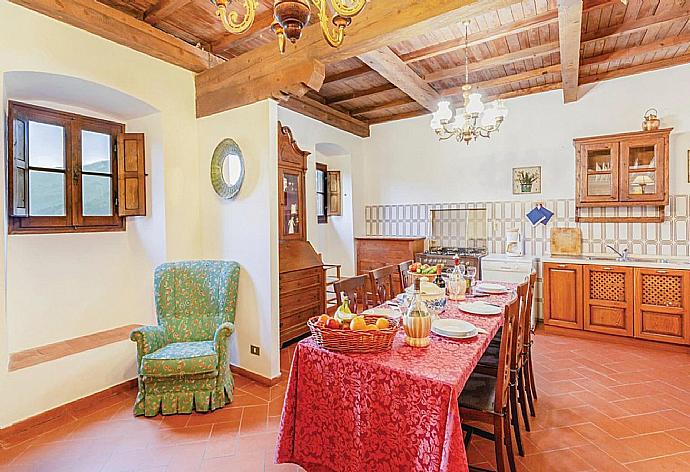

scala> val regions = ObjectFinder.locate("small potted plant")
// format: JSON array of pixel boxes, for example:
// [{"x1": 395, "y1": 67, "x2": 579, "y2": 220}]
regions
[{"x1": 516, "y1": 170, "x2": 539, "y2": 193}]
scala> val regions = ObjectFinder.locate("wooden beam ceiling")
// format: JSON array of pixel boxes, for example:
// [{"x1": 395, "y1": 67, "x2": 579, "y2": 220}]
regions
[
  {"x1": 580, "y1": 52, "x2": 690, "y2": 86},
  {"x1": 144, "y1": 0, "x2": 192, "y2": 25},
  {"x1": 557, "y1": 0, "x2": 583, "y2": 103},
  {"x1": 211, "y1": 10, "x2": 275, "y2": 54},
  {"x1": 358, "y1": 47, "x2": 440, "y2": 112},
  {"x1": 440, "y1": 64, "x2": 561, "y2": 96},
  {"x1": 400, "y1": 10, "x2": 559, "y2": 64},
  {"x1": 581, "y1": 5, "x2": 690, "y2": 45},
  {"x1": 368, "y1": 109, "x2": 430, "y2": 125},
  {"x1": 424, "y1": 41, "x2": 560, "y2": 82},
  {"x1": 485, "y1": 81, "x2": 563, "y2": 102},
  {"x1": 351, "y1": 97, "x2": 417, "y2": 116},
  {"x1": 582, "y1": 33, "x2": 690, "y2": 67},
  {"x1": 280, "y1": 95, "x2": 370, "y2": 137},
  {"x1": 195, "y1": 0, "x2": 515, "y2": 117},
  {"x1": 10, "y1": 0, "x2": 223, "y2": 72},
  {"x1": 325, "y1": 84, "x2": 397, "y2": 106}
]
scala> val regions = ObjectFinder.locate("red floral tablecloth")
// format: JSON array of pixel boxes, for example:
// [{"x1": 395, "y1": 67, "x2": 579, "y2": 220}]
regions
[{"x1": 276, "y1": 286, "x2": 517, "y2": 472}]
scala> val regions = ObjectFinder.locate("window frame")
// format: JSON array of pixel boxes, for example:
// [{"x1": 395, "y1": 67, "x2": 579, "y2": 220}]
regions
[
  {"x1": 8, "y1": 101, "x2": 126, "y2": 235},
  {"x1": 315, "y1": 162, "x2": 328, "y2": 224}
]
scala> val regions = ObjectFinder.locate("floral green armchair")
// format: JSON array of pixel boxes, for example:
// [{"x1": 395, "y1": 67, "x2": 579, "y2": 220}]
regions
[{"x1": 131, "y1": 260, "x2": 240, "y2": 416}]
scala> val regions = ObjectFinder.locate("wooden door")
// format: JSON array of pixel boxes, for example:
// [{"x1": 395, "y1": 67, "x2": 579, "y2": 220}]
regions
[
  {"x1": 543, "y1": 263, "x2": 583, "y2": 329},
  {"x1": 634, "y1": 268, "x2": 690, "y2": 345},
  {"x1": 577, "y1": 142, "x2": 619, "y2": 204},
  {"x1": 620, "y1": 135, "x2": 666, "y2": 203},
  {"x1": 584, "y1": 265, "x2": 633, "y2": 337},
  {"x1": 279, "y1": 167, "x2": 305, "y2": 240}
]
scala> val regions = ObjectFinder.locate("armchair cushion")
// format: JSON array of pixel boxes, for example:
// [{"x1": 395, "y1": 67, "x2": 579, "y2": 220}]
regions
[{"x1": 141, "y1": 341, "x2": 218, "y2": 378}]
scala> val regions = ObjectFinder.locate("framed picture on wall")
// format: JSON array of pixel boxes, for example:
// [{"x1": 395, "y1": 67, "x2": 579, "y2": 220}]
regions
[{"x1": 512, "y1": 166, "x2": 542, "y2": 194}]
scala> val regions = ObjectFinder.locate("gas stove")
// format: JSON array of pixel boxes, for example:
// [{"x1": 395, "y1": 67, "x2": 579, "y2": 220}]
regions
[{"x1": 415, "y1": 247, "x2": 487, "y2": 277}]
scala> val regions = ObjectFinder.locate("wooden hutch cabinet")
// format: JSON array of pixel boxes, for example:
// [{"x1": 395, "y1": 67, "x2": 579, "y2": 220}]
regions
[
  {"x1": 574, "y1": 129, "x2": 671, "y2": 221},
  {"x1": 278, "y1": 122, "x2": 325, "y2": 345}
]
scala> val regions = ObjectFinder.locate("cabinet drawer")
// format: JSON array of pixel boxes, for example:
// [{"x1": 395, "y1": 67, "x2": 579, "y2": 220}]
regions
[
  {"x1": 280, "y1": 303, "x2": 321, "y2": 332},
  {"x1": 280, "y1": 270, "x2": 322, "y2": 294},
  {"x1": 280, "y1": 286, "x2": 323, "y2": 315}
]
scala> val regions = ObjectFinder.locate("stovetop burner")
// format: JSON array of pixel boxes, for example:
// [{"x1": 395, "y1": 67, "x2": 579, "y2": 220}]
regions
[{"x1": 426, "y1": 246, "x2": 487, "y2": 257}]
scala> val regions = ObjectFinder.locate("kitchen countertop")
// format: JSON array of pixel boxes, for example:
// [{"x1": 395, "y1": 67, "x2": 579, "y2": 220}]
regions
[
  {"x1": 354, "y1": 236, "x2": 426, "y2": 240},
  {"x1": 540, "y1": 253, "x2": 690, "y2": 270}
]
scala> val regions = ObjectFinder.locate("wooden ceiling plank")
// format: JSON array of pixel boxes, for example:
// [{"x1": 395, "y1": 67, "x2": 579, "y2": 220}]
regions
[
  {"x1": 582, "y1": 5, "x2": 690, "y2": 44},
  {"x1": 325, "y1": 84, "x2": 397, "y2": 106},
  {"x1": 400, "y1": 10, "x2": 560, "y2": 64},
  {"x1": 558, "y1": 0, "x2": 583, "y2": 103},
  {"x1": 211, "y1": 10, "x2": 275, "y2": 53},
  {"x1": 484, "y1": 80, "x2": 563, "y2": 101},
  {"x1": 350, "y1": 97, "x2": 417, "y2": 116},
  {"x1": 10, "y1": 0, "x2": 223, "y2": 72},
  {"x1": 580, "y1": 51, "x2": 690, "y2": 84},
  {"x1": 196, "y1": 0, "x2": 516, "y2": 117},
  {"x1": 280, "y1": 95, "x2": 370, "y2": 138},
  {"x1": 582, "y1": 32, "x2": 690, "y2": 66},
  {"x1": 323, "y1": 65, "x2": 372, "y2": 84},
  {"x1": 424, "y1": 40, "x2": 559, "y2": 82},
  {"x1": 357, "y1": 47, "x2": 441, "y2": 111},
  {"x1": 439, "y1": 63, "x2": 561, "y2": 95},
  {"x1": 144, "y1": 0, "x2": 192, "y2": 25},
  {"x1": 368, "y1": 109, "x2": 430, "y2": 125}
]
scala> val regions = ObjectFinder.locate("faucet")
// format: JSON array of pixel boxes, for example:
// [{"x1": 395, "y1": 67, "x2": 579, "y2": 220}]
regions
[{"x1": 606, "y1": 244, "x2": 630, "y2": 262}]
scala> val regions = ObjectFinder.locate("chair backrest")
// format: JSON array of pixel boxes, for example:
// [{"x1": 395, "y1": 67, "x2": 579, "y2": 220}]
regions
[
  {"x1": 369, "y1": 265, "x2": 398, "y2": 305},
  {"x1": 495, "y1": 298, "x2": 519, "y2": 414},
  {"x1": 155, "y1": 260, "x2": 240, "y2": 342},
  {"x1": 523, "y1": 271, "x2": 537, "y2": 347},
  {"x1": 334, "y1": 275, "x2": 369, "y2": 314},
  {"x1": 398, "y1": 260, "x2": 414, "y2": 292},
  {"x1": 510, "y1": 280, "x2": 530, "y2": 370}
]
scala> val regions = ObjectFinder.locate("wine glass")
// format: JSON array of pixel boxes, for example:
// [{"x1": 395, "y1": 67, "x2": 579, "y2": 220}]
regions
[{"x1": 466, "y1": 266, "x2": 477, "y2": 293}]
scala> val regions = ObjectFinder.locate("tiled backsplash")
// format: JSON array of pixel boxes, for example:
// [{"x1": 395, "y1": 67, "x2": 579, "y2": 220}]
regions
[{"x1": 365, "y1": 194, "x2": 690, "y2": 257}]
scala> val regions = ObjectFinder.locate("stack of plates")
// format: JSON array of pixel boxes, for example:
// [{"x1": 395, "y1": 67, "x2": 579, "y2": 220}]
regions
[
  {"x1": 475, "y1": 282, "x2": 509, "y2": 294},
  {"x1": 458, "y1": 302, "x2": 502, "y2": 316},
  {"x1": 431, "y1": 319, "x2": 478, "y2": 339}
]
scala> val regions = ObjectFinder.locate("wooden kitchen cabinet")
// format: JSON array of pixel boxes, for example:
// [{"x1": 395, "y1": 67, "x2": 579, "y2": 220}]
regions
[
  {"x1": 543, "y1": 263, "x2": 583, "y2": 330},
  {"x1": 355, "y1": 237, "x2": 425, "y2": 290},
  {"x1": 634, "y1": 268, "x2": 690, "y2": 345},
  {"x1": 583, "y1": 265, "x2": 634, "y2": 337}
]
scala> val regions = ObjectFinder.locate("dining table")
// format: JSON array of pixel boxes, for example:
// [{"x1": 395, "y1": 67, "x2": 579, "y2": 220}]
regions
[{"x1": 275, "y1": 283, "x2": 517, "y2": 472}]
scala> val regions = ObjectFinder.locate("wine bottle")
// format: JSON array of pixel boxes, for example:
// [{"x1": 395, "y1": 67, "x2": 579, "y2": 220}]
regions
[{"x1": 434, "y1": 265, "x2": 446, "y2": 288}]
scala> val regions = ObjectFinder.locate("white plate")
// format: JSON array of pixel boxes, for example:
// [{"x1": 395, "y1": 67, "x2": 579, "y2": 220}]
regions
[
  {"x1": 405, "y1": 282, "x2": 445, "y2": 297},
  {"x1": 431, "y1": 319, "x2": 478, "y2": 338},
  {"x1": 458, "y1": 302, "x2": 502, "y2": 316},
  {"x1": 475, "y1": 283, "x2": 509, "y2": 294},
  {"x1": 362, "y1": 307, "x2": 401, "y2": 319}
]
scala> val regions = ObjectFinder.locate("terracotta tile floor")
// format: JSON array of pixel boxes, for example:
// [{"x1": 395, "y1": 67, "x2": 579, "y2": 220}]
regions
[{"x1": 3, "y1": 331, "x2": 690, "y2": 471}]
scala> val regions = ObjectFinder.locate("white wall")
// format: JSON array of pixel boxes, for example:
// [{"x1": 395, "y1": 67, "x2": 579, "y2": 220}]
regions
[
  {"x1": 0, "y1": 1, "x2": 199, "y2": 427},
  {"x1": 363, "y1": 63, "x2": 690, "y2": 206},
  {"x1": 197, "y1": 100, "x2": 281, "y2": 380}
]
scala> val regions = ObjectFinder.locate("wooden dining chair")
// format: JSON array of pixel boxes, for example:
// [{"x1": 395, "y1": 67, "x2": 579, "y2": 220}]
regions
[
  {"x1": 522, "y1": 271, "x2": 538, "y2": 416},
  {"x1": 369, "y1": 265, "x2": 398, "y2": 305},
  {"x1": 333, "y1": 275, "x2": 370, "y2": 314},
  {"x1": 398, "y1": 260, "x2": 414, "y2": 292},
  {"x1": 459, "y1": 298, "x2": 519, "y2": 472},
  {"x1": 475, "y1": 280, "x2": 531, "y2": 457}
]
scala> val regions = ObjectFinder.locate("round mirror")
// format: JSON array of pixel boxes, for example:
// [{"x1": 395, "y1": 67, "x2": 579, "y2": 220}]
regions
[{"x1": 210, "y1": 138, "x2": 245, "y2": 199}]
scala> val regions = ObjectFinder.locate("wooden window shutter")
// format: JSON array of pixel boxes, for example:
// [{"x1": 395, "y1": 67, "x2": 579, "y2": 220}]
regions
[
  {"x1": 327, "y1": 170, "x2": 342, "y2": 216},
  {"x1": 10, "y1": 116, "x2": 29, "y2": 217},
  {"x1": 116, "y1": 133, "x2": 146, "y2": 216}
]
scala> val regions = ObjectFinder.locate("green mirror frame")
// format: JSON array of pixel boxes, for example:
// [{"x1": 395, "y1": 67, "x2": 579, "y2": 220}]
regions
[{"x1": 210, "y1": 138, "x2": 245, "y2": 199}]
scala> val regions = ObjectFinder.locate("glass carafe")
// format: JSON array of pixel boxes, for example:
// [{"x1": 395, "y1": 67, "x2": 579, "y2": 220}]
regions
[
  {"x1": 403, "y1": 278, "x2": 432, "y2": 348},
  {"x1": 447, "y1": 255, "x2": 467, "y2": 301}
]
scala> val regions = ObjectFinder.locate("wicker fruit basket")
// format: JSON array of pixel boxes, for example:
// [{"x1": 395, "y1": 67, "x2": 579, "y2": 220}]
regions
[{"x1": 307, "y1": 315, "x2": 401, "y2": 353}]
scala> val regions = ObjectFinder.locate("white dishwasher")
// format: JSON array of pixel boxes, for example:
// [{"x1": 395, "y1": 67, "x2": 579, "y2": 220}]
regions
[{"x1": 481, "y1": 254, "x2": 538, "y2": 324}]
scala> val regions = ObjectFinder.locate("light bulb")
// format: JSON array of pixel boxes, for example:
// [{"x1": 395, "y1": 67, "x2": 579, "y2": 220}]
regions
[
  {"x1": 481, "y1": 105, "x2": 499, "y2": 127},
  {"x1": 495, "y1": 99, "x2": 508, "y2": 119},
  {"x1": 466, "y1": 93, "x2": 484, "y2": 115},
  {"x1": 430, "y1": 115, "x2": 441, "y2": 130},
  {"x1": 436, "y1": 100, "x2": 454, "y2": 122}
]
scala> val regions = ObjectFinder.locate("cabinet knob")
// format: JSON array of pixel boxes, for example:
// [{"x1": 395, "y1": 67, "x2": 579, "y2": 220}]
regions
[{"x1": 558, "y1": 264, "x2": 567, "y2": 268}]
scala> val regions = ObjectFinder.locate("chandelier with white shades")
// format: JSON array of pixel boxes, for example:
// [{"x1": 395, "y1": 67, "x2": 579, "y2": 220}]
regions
[{"x1": 430, "y1": 21, "x2": 508, "y2": 145}]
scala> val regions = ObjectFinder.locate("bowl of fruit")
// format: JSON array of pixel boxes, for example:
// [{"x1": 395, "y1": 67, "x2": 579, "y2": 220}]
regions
[
  {"x1": 308, "y1": 313, "x2": 400, "y2": 353},
  {"x1": 408, "y1": 262, "x2": 444, "y2": 280}
]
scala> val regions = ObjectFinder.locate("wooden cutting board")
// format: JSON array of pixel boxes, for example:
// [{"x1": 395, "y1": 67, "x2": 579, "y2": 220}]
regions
[{"x1": 550, "y1": 227, "x2": 582, "y2": 256}]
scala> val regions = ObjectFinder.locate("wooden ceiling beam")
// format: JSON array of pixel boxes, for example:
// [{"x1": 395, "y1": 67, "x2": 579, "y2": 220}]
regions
[
  {"x1": 400, "y1": 10, "x2": 559, "y2": 64},
  {"x1": 351, "y1": 97, "x2": 417, "y2": 116},
  {"x1": 144, "y1": 0, "x2": 192, "y2": 25},
  {"x1": 196, "y1": 0, "x2": 515, "y2": 117},
  {"x1": 558, "y1": 0, "x2": 583, "y2": 103},
  {"x1": 323, "y1": 65, "x2": 373, "y2": 84},
  {"x1": 358, "y1": 47, "x2": 441, "y2": 111},
  {"x1": 581, "y1": 5, "x2": 690, "y2": 45},
  {"x1": 10, "y1": 0, "x2": 223, "y2": 72},
  {"x1": 280, "y1": 95, "x2": 370, "y2": 138},
  {"x1": 368, "y1": 109, "x2": 430, "y2": 125},
  {"x1": 484, "y1": 81, "x2": 563, "y2": 102},
  {"x1": 440, "y1": 64, "x2": 561, "y2": 96},
  {"x1": 425, "y1": 41, "x2": 559, "y2": 82},
  {"x1": 580, "y1": 52, "x2": 690, "y2": 85},
  {"x1": 325, "y1": 84, "x2": 397, "y2": 106},
  {"x1": 582, "y1": 33, "x2": 690, "y2": 67},
  {"x1": 211, "y1": 10, "x2": 276, "y2": 54}
]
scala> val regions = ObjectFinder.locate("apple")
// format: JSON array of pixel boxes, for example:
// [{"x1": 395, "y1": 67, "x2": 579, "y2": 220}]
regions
[{"x1": 325, "y1": 317, "x2": 341, "y2": 329}]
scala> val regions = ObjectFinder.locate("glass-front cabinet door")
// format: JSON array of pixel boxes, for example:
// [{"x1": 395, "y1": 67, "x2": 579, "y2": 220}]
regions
[
  {"x1": 279, "y1": 168, "x2": 304, "y2": 240},
  {"x1": 620, "y1": 136, "x2": 666, "y2": 202},
  {"x1": 579, "y1": 142, "x2": 619, "y2": 203}
]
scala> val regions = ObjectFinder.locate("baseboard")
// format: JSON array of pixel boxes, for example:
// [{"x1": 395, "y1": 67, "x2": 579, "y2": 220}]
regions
[
  {"x1": 230, "y1": 364, "x2": 282, "y2": 386},
  {"x1": 0, "y1": 378, "x2": 137, "y2": 449},
  {"x1": 543, "y1": 325, "x2": 690, "y2": 352}
]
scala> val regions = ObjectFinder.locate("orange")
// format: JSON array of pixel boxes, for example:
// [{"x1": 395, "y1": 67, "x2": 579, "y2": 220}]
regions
[
  {"x1": 317, "y1": 314, "x2": 329, "y2": 325},
  {"x1": 375, "y1": 318, "x2": 390, "y2": 330},
  {"x1": 366, "y1": 325, "x2": 379, "y2": 331},
  {"x1": 349, "y1": 316, "x2": 367, "y2": 331}
]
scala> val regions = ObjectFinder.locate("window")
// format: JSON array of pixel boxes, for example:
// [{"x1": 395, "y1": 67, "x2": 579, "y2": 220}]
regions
[
  {"x1": 8, "y1": 102, "x2": 146, "y2": 234},
  {"x1": 316, "y1": 163, "x2": 328, "y2": 224}
]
